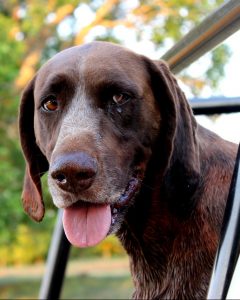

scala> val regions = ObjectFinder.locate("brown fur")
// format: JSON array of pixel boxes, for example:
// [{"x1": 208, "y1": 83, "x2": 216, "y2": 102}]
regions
[{"x1": 19, "y1": 41, "x2": 237, "y2": 299}]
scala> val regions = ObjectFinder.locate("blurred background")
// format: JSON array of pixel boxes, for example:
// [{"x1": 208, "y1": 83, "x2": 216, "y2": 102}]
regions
[{"x1": 0, "y1": 0, "x2": 239, "y2": 298}]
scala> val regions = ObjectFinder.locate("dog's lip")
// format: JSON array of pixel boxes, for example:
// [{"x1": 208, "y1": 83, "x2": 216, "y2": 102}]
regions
[
  {"x1": 113, "y1": 177, "x2": 141, "y2": 209},
  {"x1": 110, "y1": 177, "x2": 141, "y2": 227}
]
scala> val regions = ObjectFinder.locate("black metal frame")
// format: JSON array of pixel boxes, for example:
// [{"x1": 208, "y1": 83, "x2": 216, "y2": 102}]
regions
[
  {"x1": 190, "y1": 96, "x2": 240, "y2": 115},
  {"x1": 39, "y1": 0, "x2": 240, "y2": 298},
  {"x1": 39, "y1": 210, "x2": 70, "y2": 299}
]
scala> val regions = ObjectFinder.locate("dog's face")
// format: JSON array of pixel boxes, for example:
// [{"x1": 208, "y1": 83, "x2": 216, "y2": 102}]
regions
[
  {"x1": 19, "y1": 41, "x2": 199, "y2": 247},
  {"x1": 35, "y1": 43, "x2": 160, "y2": 208}
]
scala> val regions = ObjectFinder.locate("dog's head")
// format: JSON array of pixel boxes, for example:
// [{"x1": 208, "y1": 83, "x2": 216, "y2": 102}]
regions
[{"x1": 19, "y1": 42, "x2": 199, "y2": 247}]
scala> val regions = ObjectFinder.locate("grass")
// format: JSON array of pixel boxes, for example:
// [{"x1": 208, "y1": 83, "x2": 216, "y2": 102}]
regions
[
  {"x1": 62, "y1": 274, "x2": 133, "y2": 299},
  {"x1": 0, "y1": 277, "x2": 41, "y2": 299},
  {"x1": 0, "y1": 274, "x2": 133, "y2": 299},
  {"x1": 0, "y1": 257, "x2": 133, "y2": 299}
]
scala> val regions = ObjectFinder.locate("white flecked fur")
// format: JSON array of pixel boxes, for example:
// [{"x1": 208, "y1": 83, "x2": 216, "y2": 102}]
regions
[{"x1": 48, "y1": 86, "x2": 124, "y2": 208}]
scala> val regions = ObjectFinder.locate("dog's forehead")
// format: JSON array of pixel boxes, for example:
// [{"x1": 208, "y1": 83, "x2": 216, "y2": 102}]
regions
[{"x1": 35, "y1": 42, "x2": 147, "y2": 93}]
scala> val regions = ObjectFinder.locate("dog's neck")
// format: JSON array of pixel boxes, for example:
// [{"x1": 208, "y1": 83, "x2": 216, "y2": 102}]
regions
[
  {"x1": 116, "y1": 128, "x2": 237, "y2": 299},
  {"x1": 117, "y1": 165, "x2": 212, "y2": 299}
]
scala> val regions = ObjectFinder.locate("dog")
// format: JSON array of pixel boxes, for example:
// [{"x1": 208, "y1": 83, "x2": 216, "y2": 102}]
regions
[{"x1": 19, "y1": 41, "x2": 237, "y2": 299}]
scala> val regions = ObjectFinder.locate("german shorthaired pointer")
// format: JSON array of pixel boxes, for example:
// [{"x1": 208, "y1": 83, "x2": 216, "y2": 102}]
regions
[{"x1": 19, "y1": 41, "x2": 237, "y2": 299}]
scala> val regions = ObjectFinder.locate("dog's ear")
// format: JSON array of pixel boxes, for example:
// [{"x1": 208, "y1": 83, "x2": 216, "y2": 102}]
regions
[
  {"x1": 19, "y1": 77, "x2": 49, "y2": 222},
  {"x1": 145, "y1": 58, "x2": 200, "y2": 205}
]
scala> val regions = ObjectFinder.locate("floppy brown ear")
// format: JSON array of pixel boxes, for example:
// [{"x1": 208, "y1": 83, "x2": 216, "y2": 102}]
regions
[
  {"x1": 19, "y1": 77, "x2": 49, "y2": 222},
  {"x1": 145, "y1": 59, "x2": 200, "y2": 208}
]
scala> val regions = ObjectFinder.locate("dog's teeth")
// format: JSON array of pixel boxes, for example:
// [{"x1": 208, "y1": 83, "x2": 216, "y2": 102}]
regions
[
  {"x1": 113, "y1": 208, "x2": 118, "y2": 214},
  {"x1": 111, "y1": 217, "x2": 115, "y2": 225}
]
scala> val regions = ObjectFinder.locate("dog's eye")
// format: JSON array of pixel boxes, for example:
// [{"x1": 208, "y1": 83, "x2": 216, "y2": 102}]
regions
[
  {"x1": 112, "y1": 93, "x2": 131, "y2": 105},
  {"x1": 42, "y1": 97, "x2": 59, "y2": 112}
]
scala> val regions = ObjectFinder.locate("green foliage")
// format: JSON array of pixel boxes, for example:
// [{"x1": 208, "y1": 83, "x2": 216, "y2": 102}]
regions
[
  {"x1": 0, "y1": 224, "x2": 52, "y2": 265},
  {"x1": 0, "y1": 17, "x2": 25, "y2": 83},
  {"x1": 206, "y1": 44, "x2": 232, "y2": 89}
]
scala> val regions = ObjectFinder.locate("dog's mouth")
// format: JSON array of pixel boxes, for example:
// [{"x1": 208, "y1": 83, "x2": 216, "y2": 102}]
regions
[{"x1": 62, "y1": 177, "x2": 141, "y2": 248}]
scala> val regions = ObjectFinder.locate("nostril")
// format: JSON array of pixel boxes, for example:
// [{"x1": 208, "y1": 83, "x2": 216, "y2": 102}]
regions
[
  {"x1": 57, "y1": 173, "x2": 67, "y2": 184},
  {"x1": 52, "y1": 172, "x2": 67, "y2": 184},
  {"x1": 50, "y1": 151, "x2": 98, "y2": 192}
]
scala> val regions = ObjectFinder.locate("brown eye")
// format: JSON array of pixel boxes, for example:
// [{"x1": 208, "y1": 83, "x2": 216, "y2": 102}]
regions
[
  {"x1": 112, "y1": 93, "x2": 131, "y2": 105},
  {"x1": 42, "y1": 97, "x2": 59, "y2": 112}
]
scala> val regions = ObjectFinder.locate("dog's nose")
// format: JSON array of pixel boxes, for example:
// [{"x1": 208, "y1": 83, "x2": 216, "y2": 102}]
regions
[{"x1": 50, "y1": 152, "x2": 97, "y2": 192}]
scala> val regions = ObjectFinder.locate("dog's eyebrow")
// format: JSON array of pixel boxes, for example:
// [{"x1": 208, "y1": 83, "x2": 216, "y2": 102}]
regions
[
  {"x1": 104, "y1": 80, "x2": 139, "y2": 95},
  {"x1": 37, "y1": 73, "x2": 76, "y2": 100},
  {"x1": 89, "y1": 72, "x2": 141, "y2": 98}
]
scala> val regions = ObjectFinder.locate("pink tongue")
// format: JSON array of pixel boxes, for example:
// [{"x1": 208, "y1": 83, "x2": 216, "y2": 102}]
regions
[{"x1": 63, "y1": 203, "x2": 111, "y2": 248}]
